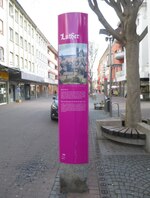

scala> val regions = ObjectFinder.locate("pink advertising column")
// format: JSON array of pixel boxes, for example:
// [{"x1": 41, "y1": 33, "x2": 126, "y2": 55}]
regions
[{"x1": 58, "y1": 12, "x2": 88, "y2": 164}]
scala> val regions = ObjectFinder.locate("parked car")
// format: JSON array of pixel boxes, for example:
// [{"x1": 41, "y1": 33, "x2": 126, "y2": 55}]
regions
[{"x1": 50, "y1": 96, "x2": 58, "y2": 120}]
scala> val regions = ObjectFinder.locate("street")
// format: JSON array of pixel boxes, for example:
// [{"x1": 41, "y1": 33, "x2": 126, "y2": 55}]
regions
[
  {"x1": 0, "y1": 97, "x2": 59, "y2": 198},
  {"x1": 0, "y1": 95, "x2": 150, "y2": 198}
]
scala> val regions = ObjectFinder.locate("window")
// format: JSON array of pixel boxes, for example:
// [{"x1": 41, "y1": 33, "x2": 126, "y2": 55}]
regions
[
  {"x1": 29, "y1": 61, "x2": 31, "y2": 71},
  {"x1": 32, "y1": 28, "x2": 34, "y2": 38},
  {"x1": 9, "y1": 52, "x2": 14, "y2": 65},
  {"x1": 0, "y1": 0, "x2": 3, "y2": 8},
  {"x1": 15, "y1": 32, "x2": 19, "y2": 45},
  {"x1": 15, "y1": 10, "x2": 19, "y2": 23},
  {"x1": 15, "y1": 54, "x2": 19, "y2": 67},
  {"x1": 24, "y1": 20, "x2": 27, "y2": 31},
  {"x1": 50, "y1": 62, "x2": 55, "y2": 69},
  {"x1": 28, "y1": 24, "x2": 31, "y2": 35},
  {"x1": 32, "y1": 45, "x2": 34, "y2": 55},
  {"x1": 0, "y1": 19, "x2": 3, "y2": 35},
  {"x1": 55, "y1": 54, "x2": 57, "y2": 61},
  {"x1": 25, "y1": 59, "x2": 28, "y2": 69},
  {"x1": 9, "y1": 3, "x2": 13, "y2": 18},
  {"x1": 36, "y1": 33, "x2": 38, "y2": 41},
  {"x1": 9, "y1": 27, "x2": 14, "y2": 41},
  {"x1": 20, "y1": 57, "x2": 24, "y2": 69},
  {"x1": 32, "y1": 63, "x2": 34, "y2": 72},
  {"x1": 36, "y1": 49, "x2": 38, "y2": 57},
  {"x1": 0, "y1": 47, "x2": 4, "y2": 61},
  {"x1": 20, "y1": 36, "x2": 23, "y2": 48},
  {"x1": 28, "y1": 43, "x2": 31, "y2": 53},
  {"x1": 48, "y1": 73, "x2": 55, "y2": 80},
  {"x1": 20, "y1": 15, "x2": 23, "y2": 27},
  {"x1": 25, "y1": 40, "x2": 27, "y2": 51}
]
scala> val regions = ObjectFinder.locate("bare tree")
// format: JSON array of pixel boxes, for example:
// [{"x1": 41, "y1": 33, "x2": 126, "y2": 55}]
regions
[
  {"x1": 88, "y1": 42, "x2": 98, "y2": 93},
  {"x1": 88, "y1": 0, "x2": 148, "y2": 127}
]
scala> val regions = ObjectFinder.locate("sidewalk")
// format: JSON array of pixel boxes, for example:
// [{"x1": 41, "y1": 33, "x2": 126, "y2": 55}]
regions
[
  {"x1": 50, "y1": 94, "x2": 150, "y2": 198},
  {"x1": 88, "y1": 94, "x2": 150, "y2": 198}
]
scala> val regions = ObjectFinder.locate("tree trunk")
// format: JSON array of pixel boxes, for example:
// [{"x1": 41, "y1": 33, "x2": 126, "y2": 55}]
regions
[{"x1": 125, "y1": 39, "x2": 142, "y2": 127}]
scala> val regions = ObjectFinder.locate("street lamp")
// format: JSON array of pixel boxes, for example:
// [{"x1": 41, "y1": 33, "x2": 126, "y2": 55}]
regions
[{"x1": 99, "y1": 29, "x2": 113, "y2": 117}]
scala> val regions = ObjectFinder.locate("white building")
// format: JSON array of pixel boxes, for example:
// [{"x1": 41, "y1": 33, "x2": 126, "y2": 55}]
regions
[
  {"x1": 147, "y1": 0, "x2": 150, "y2": 99},
  {"x1": 0, "y1": 0, "x2": 58, "y2": 104},
  {"x1": 137, "y1": 0, "x2": 149, "y2": 100}
]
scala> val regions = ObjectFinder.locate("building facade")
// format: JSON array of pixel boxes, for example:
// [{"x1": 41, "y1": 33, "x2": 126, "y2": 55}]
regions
[
  {"x1": 147, "y1": 0, "x2": 150, "y2": 99},
  {"x1": 0, "y1": 0, "x2": 58, "y2": 105},
  {"x1": 97, "y1": 1, "x2": 150, "y2": 100}
]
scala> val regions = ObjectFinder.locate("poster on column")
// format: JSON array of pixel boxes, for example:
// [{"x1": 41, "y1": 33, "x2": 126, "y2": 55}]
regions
[{"x1": 58, "y1": 12, "x2": 88, "y2": 164}]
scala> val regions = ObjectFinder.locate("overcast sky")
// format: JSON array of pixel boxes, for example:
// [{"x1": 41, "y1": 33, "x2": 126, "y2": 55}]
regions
[
  {"x1": 18, "y1": 0, "x2": 118, "y2": 47},
  {"x1": 17, "y1": 0, "x2": 118, "y2": 77}
]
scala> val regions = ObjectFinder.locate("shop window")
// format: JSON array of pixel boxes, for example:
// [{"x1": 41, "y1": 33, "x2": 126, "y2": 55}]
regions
[
  {"x1": 0, "y1": 19, "x2": 3, "y2": 35},
  {"x1": 0, "y1": 47, "x2": 4, "y2": 61}
]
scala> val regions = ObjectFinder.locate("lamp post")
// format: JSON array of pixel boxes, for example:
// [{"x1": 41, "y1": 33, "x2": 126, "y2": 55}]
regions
[
  {"x1": 99, "y1": 29, "x2": 113, "y2": 117},
  {"x1": 107, "y1": 36, "x2": 113, "y2": 117}
]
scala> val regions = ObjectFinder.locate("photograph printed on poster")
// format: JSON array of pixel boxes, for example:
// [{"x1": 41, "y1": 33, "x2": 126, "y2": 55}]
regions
[{"x1": 59, "y1": 43, "x2": 88, "y2": 84}]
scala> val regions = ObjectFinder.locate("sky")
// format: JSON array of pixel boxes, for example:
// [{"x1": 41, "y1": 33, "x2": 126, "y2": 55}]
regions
[{"x1": 17, "y1": 0, "x2": 119, "y2": 78}]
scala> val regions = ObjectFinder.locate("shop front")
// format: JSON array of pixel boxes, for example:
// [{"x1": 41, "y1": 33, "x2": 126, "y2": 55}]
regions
[
  {"x1": 0, "y1": 65, "x2": 56, "y2": 104},
  {"x1": 0, "y1": 71, "x2": 9, "y2": 105}
]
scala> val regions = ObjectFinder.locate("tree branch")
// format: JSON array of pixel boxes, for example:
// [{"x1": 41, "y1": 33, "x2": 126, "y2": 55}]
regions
[
  {"x1": 104, "y1": 0, "x2": 124, "y2": 22},
  {"x1": 88, "y1": 0, "x2": 123, "y2": 42}
]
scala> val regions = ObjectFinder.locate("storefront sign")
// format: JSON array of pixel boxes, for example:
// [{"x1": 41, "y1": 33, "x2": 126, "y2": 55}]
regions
[
  {"x1": 0, "y1": 71, "x2": 9, "y2": 80},
  {"x1": 58, "y1": 12, "x2": 88, "y2": 164}
]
